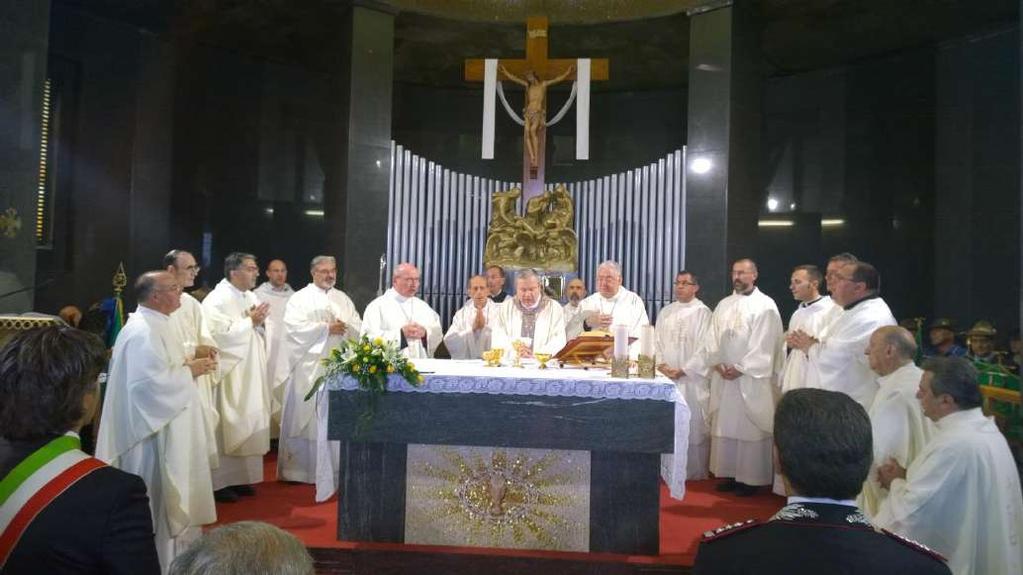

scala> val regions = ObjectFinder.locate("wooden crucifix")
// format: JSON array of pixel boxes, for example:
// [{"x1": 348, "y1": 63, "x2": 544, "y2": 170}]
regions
[{"x1": 465, "y1": 16, "x2": 609, "y2": 201}]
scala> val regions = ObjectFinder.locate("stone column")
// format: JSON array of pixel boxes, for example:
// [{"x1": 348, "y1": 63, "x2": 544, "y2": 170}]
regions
[
  {"x1": 683, "y1": 1, "x2": 762, "y2": 305},
  {"x1": 323, "y1": 1, "x2": 396, "y2": 310},
  {"x1": 0, "y1": 2, "x2": 51, "y2": 312}
]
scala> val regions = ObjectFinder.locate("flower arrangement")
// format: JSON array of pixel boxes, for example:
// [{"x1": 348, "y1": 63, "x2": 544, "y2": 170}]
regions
[{"x1": 305, "y1": 335, "x2": 423, "y2": 401}]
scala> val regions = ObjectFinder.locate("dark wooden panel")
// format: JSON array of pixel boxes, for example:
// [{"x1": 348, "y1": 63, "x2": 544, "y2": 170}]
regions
[
  {"x1": 328, "y1": 390, "x2": 674, "y2": 453},
  {"x1": 338, "y1": 441, "x2": 407, "y2": 542},
  {"x1": 590, "y1": 451, "x2": 662, "y2": 554}
]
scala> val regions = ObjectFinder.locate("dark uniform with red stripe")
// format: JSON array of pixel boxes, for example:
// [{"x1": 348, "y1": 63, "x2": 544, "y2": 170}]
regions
[
  {"x1": 0, "y1": 436, "x2": 160, "y2": 575},
  {"x1": 693, "y1": 502, "x2": 951, "y2": 575}
]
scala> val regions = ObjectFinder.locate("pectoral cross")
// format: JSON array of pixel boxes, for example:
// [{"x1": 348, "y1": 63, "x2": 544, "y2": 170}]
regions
[{"x1": 465, "y1": 16, "x2": 609, "y2": 201}]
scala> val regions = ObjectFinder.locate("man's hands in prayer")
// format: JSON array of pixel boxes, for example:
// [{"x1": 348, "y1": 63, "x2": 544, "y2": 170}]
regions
[
  {"x1": 248, "y1": 302, "x2": 271, "y2": 327},
  {"x1": 194, "y1": 345, "x2": 218, "y2": 360},
  {"x1": 787, "y1": 330, "x2": 817, "y2": 353},
  {"x1": 877, "y1": 458, "x2": 907, "y2": 489},
  {"x1": 402, "y1": 322, "x2": 426, "y2": 340},
  {"x1": 658, "y1": 363, "x2": 684, "y2": 379},
  {"x1": 714, "y1": 364, "x2": 743, "y2": 380},
  {"x1": 583, "y1": 311, "x2": 613, "y2": 331},
  {"x1": 328, "y1": 320, "x2": 347, "y2": 336},
  {"x1": 473, "y1": 307, "x2": 486, "y2": 332},
  {"x1": 186, "y1": 357, "x2": 217, "y2": 378}
]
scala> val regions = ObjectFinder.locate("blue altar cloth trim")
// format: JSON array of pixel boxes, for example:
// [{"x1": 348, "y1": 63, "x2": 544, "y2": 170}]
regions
[{"x1": 325, "y1": 373, "x2": 680, "y2": 403}]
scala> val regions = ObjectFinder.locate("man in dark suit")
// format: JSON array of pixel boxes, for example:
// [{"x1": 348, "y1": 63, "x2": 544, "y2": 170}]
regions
[
  {"x1": 693, "y1": 388, "x2": 951, "y2": 574},
  {"x1": 0, "y1": 326, "x2": 160, "y2": 574}
]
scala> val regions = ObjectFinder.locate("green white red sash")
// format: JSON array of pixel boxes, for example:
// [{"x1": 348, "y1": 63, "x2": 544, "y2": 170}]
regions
[{"x1": 0, "y1": 435, "x2": 107, "y2": 567}]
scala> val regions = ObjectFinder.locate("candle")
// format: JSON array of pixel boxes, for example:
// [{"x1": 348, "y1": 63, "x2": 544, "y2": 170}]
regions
[
  {"x1": 639, "y1": 325, "x2": 655, "y2": 358},
  {"x1": 613, "y1": 324, "x2": 628, "y2": 359}
]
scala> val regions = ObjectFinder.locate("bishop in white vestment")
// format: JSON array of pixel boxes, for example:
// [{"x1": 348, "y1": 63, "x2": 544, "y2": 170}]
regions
[
  {"x1": 779, "y1": 265, "x2": 835, "y2": 392},
  {"x1": 201, "y1": 253, "x2": 272, "y2": 492},
  {"x1": 655, "y1": 271, "x2": 712, "y2": 479},
  {"x1": 444, "y1": 275, "x2": 500, "y2": 359},
  {"x1": 253, "y1": 259, "x2": 295, "y2": 426},
  {"x1": 278, "y1": 256, "x2": 361, "y2": 501},
  {"x1": 705, "y1": 260, "x2": 784, "y2": 493},
  {"x1": 858, "y1": 326, "x2": 933, "y2": 517},
  {"x1": 572, "y1": 261, "x2": 650, "y2": 354},
  {"x1": 96, "y1": 272, "x2": 218, "y2": 573},
  {"x1": 490, "y1": 269, "x2": 567, "y2": 357},
  {"x1": 362, "y1": 262, "x2": 443, "y2": 358},
  {"x1": 793, "y1": 261, "x2": 895, "y2": 409},
  {"x1": 874, "y1": 358, "x2": 1023, "y2": 575}
]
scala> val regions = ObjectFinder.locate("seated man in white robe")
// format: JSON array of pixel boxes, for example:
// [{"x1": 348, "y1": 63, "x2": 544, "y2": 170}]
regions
[
  {"x1": 444, "y1": 274, "x2": 499, "y2": 359},
  {"x1": 202, "y1": 252, "x2": 272, "y2": 501},
  {"x1": 562, "y1": 278, "x2": 587, "y2": 338},
  {"x1": 790, "y1": 261, "x2": 896, "y2": 409},
  {"x1": 875, "y1": 358, "x2": 1023, "y2": 575},
  {"x1": 704, "y1": 259, "x2": 784, "y2": 497},
  {"x1": 362, "y1": 262, "x2": 443, "y2": 358},
  {"x1": 858, "y1": 326, "x2": 933, "y2": 516},
  {"x1": 253, "y1": 259, "x2": 295, "y2": 432},
  {"x1": 655, "y1": 270, "x2": 712, "y2": 479},
  {"x1": 491, "y1": 268, "x2": 567, "y2": 358},
  {"x1": 164, "y1": 249, "x2": 220, "y2": 472},
  {"x1": 572, "y1": 261, "x2": 650, "y2": 356},
  {"x1": 779, "y1": 264, "x2": 835, "y2": 393},
  {"x1": 278, "y1": 255, "x2": 361, "y2": 502},
  {"x1": 97, "y1": 271, "x2": 219, "y2": 571}
]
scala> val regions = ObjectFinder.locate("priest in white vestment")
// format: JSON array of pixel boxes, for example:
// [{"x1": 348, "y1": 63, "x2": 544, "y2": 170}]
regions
[
  {"x1": 704, "y1": 259, "x2": 784, "y2": 496},
  {"x1": 490, "y1": 269, "x2": 567, "y2": 357},
  {"x1": 655, "y1": 270, "x2": 712, "y2": 479},
  {"x1": 444, "y1": 275, "x2": 500, "y2": 359},
  {"x1": 571, "y1": 261, "x2": 650, "y2": 355},
  {"x1": 562, "y1": 277, "x2": 587, "y2": 338},
  {"x1": 858, "y1": 326, "x2": 933, "y2": 516},
  {"x1": 362, "y1": 262, "x2": 443, "y2": 358},
  {"x1": 791, "y1": 261, "x2": 896, "y2": 409},
  {"x1": 277, "y1": 256, "x2": 361, "y2": 501},
  {"x1": 875, "y1": 357, "x2": 1023, "y2": 575},
  {"x1": 163, "y1": 249, "x2": 220, "y2": 469},
  {"x1": 779, "y1": 264, "x2": 835, "y2": 392},
  {"x1": 253, "y1": 259, "x2": 294, "y2": 429},
  {"x1": 201, "y1": 252, "x2": 272, "y2": 498},
  {"x1": 96, "y1": 271, "x2": 219, "y2": 573}
]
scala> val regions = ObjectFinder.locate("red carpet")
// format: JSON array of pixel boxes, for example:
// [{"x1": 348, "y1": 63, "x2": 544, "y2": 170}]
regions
[{"x1": 212, "y1": 453, "x2": 784, "y2": 567}]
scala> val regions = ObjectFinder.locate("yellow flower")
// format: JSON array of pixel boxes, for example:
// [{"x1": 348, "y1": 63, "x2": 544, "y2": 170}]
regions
[
  {"x1": 369, "y1": 365, "x2": 377, "y2": 373},
  {"x1": 363, "y1": 345, "x2": 370, "y2": 352},
  {"x1": 352, "y1": 363, "x2": 360, "y2": 371},
  {"x1": 417, "y1": 374, "x2": 425, "y2": 383},
  {"x1": 374, "y1": 337, "x2": 383, "y2": 346},
  {"x1": 387, "y1": 365, "x2": 395, "y2": 373}
]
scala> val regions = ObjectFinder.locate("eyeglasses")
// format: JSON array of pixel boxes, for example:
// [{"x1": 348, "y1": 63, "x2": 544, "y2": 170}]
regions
[
  {"x1": 184, "y1": 265, "x2": 201, "y2": 272},
  {"x1": 674, "y1": 281, "x2": 697, "y2": 286}
]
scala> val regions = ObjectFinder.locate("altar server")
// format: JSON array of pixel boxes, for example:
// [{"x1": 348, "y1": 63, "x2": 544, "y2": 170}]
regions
[
  {"x1": 704, "y1": 259, "x2": 784, "y2": 496},
  {"x1": 277, "y1": 256, "x2": 361, "y2": 501},
  {"x1": 491, "y1": 268, "x2": 567, "y2": 357},
  {"x1": 201, "y1": 253, "x2": 272, "y2": 499},
  {"x1": 875, "y1": 358, "x2": 1023, "y2": 575},
  {"x1": 655, "y1": 270, "x2": 712, "y2": 479},
  {"x1": 97, "y1": 271, "x2": 218, "y2": 572},
  {"x1": 444, "y1": 274, "x2": 500, "y2": 359},
  {"x1": 779, "y1": 264, "x2": 835, "y2": 392},
  {"x1": 362, "y1": 262, "x2": 443, "y2": 358}
]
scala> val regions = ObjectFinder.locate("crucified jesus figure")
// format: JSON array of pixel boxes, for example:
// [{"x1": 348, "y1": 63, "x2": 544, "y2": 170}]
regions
[{"x1": 499, "y1": 64, "x2": 575, "y2": 170}]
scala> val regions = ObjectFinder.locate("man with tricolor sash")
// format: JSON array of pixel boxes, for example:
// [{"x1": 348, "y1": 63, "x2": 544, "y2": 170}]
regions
[
  {"x1": 97, "y1": 271, "x2": 219, "y2": 573},
  {"x1": 1, "y1": 325, "x2": 160, "y2": 574}
]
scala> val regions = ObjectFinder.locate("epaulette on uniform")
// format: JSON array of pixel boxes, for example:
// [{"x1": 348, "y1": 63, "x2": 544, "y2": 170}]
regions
[
  {"x1": 701, "y1": 519, "x2": 759, "y2": 542},
  {"x1": 881, "y1": 529, "x2": 948, "y2": 563}
]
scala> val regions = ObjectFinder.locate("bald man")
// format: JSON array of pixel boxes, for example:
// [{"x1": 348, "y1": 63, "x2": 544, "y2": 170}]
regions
[{"x1": 857, "y1": 326, "x2": 933, "y2": 517}]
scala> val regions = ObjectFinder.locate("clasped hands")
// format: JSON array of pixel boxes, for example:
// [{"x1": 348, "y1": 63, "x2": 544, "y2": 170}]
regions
[
  {"x1": 714, "y1": 364, "x2": 743, "y2": 380},
  {"x1": 246, "y1": 302, "x2": 271, "y2": 326},
  {"x1": 186, "y1": 345, "x2": 218, "y2": 378},
  {"x1": 786, "y1": 329, "x2": 818, "y2": 353},
  {"x1": 401, "y1": 322, "x2": 427, "y2": 341},
  {"x1": 876, "y1": 457, "x2": 907, "y2": 490}
]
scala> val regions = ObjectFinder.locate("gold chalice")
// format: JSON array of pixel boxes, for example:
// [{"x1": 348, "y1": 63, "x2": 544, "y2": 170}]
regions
[
  {"x1": 482, "y1": 348, "x2": 504, "y2": 367},
  {"x1": 535, "y1": 353, "x2": 552, "y2": 369}
]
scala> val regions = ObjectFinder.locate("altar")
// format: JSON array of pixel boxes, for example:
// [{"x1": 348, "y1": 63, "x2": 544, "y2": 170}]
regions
[{"x1": 327, "y1": 359, "x2": 689, "y2": 555}]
